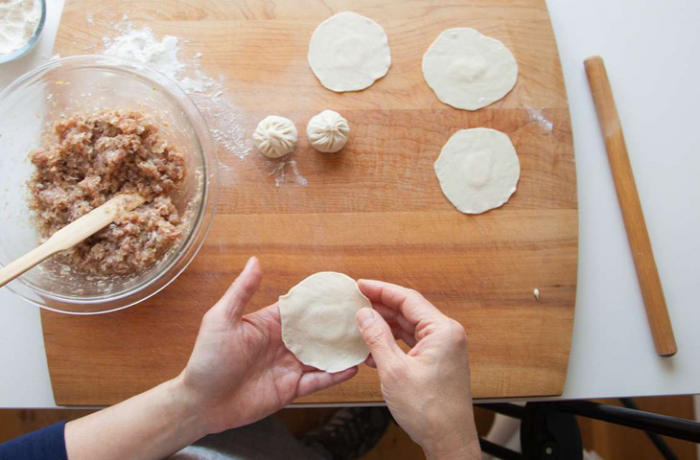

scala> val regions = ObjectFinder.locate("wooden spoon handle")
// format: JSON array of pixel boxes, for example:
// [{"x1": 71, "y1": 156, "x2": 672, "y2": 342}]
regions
[
  {"x1": 584, "y1": 56, "x2": 677, "y2": 357},
  {"x1": 0, "y1": 243, "x2": 58, "y2": 290},
  {"x1": 0, "y1": 194, "x2": 145, "y2": 289}
]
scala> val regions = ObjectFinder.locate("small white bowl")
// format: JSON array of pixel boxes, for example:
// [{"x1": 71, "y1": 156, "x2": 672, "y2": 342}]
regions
[{"x1": 0, "y1": 0, "x2": 47, "y2": 65}]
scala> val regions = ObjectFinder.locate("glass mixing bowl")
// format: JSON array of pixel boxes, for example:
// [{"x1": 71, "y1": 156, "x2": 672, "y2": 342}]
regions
[{"x1": 0, "y1": 55, "x2": 218, "y2": 314}]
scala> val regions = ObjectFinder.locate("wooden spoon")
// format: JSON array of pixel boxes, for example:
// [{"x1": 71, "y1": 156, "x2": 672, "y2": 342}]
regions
[{"x1": 0, "y1": 193, "x2": 145, "y2": 288}]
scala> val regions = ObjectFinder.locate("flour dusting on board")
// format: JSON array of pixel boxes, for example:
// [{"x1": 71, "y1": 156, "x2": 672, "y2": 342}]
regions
[
  {"x1": 268, "y1": 160, "x2": 308, "y2": 187},
  {"x1": 99, "y1": 16, "x2": 251, "y2": 160},
  {"x1": 104, "y1": 27, "x2": 185, "y2": 81},
  {"x1": 527, "y1": 108, "x2": 553, "y2": 132}
]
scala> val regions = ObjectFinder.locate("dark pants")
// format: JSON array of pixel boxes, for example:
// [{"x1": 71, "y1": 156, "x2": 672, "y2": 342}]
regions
[{"x1": 170, "y1": 417, "x2": 328, "y2": 460}]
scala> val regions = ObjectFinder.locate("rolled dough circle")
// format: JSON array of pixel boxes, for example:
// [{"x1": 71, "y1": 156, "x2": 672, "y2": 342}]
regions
[
  {"x1": 253, "y1": 115, "x2": 298, "y2": 158},
  {"x1": 422, "y1": 28, "x2": 518, "y2": 111},
  {"x1": 279, "y1": 272, "x2": 371, "y2": 373},
  {"x1": 308, "y1": 11, "x2": 391, "y2": 92},
  {"x1": 307, "y1": 110, "x2": 350, "y2": 153},
  {"x1": 434, "y1": 128, "x2": 520, "y2": 214}
]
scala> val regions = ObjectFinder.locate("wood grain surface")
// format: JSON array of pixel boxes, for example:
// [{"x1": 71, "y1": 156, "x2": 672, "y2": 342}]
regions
[{"x1": 42, "y1": 0, "x2": 578, "y2": 405}]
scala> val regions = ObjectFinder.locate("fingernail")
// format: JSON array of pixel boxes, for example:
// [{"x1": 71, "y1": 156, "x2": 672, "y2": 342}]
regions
[
  {"x1": 244, "y1": 257, "x2": 256, "y2": 270},
  {"x1": 356, "y1": 308, "x2": 375, "y2": 329}
]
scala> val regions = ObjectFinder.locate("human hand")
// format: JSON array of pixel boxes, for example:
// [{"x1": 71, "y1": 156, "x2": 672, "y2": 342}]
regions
[
  {"x1": 355, "y1": 280, "x2": 481, "y2": 460},
  {"x1": 177, "y1": 257, "x2": 358, "y2": 434}
]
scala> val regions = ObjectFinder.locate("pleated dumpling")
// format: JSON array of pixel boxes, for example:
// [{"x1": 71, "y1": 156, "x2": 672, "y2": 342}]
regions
[{"x1": 306, "y1": 110, "x2": 350, "y2": 153}]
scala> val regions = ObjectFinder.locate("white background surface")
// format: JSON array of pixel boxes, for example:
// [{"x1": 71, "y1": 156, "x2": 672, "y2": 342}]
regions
[{"x1": 1, "y1": 0, "x2": 699, "y2": 408}]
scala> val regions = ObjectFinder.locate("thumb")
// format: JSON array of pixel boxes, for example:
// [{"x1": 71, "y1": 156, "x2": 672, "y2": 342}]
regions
[
  {"x1": 213, "y1": 257, "x2": 262, "y2": 321},
  {"x1": 356, "y1": 308, "x2": 403, "y2": 369}
]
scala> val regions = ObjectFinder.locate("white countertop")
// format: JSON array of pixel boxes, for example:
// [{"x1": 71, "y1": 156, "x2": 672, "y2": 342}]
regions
[{"x1": 1, "y1": 0, "x2": 699, "y2": 408}]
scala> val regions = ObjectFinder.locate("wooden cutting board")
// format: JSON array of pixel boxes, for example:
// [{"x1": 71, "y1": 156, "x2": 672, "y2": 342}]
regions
[{"x1": 42, "y1": 0, "x2": 577, "y2": 405}]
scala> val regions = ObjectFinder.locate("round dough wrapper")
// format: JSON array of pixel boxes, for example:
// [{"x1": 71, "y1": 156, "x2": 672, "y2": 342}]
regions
[
  {"x1": 308, "y1": 11, "x2": 391, "y2": 92},
  {"x1": 253, "y1": 115, "x2": 298, "y2": 158},
  {"x1": 434, "y1": 128, "x2": 520, "y2": 214},
  {"x1": 279, "y1": 272, "x2": 371, "y2": 373},
  {"x1": 422, "y1": 28, "x2": 518, "y2": 111},
  {"x1": 307, "y1": 110, "x2": 350, "y2": 153}
]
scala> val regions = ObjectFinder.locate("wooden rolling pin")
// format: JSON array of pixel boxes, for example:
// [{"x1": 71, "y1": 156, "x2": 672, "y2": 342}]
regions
[
  {"x1": 584, "y1": 56, "x2": 677, "y2": 357},
  {"x1": 0, "y1": 193, "x2": 145, "y2": 289}
]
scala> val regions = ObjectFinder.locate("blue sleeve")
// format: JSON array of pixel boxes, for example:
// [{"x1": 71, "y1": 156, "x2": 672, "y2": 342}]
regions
[{"x1": 0, "y1": 421, "x2": 68, "y2": 460}]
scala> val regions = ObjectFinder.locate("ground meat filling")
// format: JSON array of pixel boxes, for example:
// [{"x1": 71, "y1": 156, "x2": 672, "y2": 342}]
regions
[{"x1": 28, "y1": 110, "x2": 186, "y2": 276}]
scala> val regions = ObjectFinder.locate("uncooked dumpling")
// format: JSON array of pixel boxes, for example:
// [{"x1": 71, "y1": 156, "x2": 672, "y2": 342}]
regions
[
  {"x1": 434, "y1": 128, "x2": 520, "y2": 214},
  {"x1": 422, "y1": 28, "x2": 518, "y2": 111},
  {"x1": 279, "y1": 272, "x2": 371, "y2": 373},
  {"x1": 253, "y1": 115, "x2": 298, "y2": 158},
  {"x1": 308, "y1": 11, "x2": 391, "y2": 92},
  {"x1": 307, "y1": 110, "x2": 350, "y2": 153}
]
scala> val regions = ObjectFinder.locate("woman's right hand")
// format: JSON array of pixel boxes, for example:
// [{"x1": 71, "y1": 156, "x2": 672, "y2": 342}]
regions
[{"x1": 355, "y1": 280, "x2": 481, "y2": 460}]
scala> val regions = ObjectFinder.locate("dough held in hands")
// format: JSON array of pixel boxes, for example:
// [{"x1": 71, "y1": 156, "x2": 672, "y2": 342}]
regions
[
  {"x1": 422, "y1": 28, "x2": 518, "y2": 111},
  {"x1": 279, "y1": 272, "x2": 371, "y2": 373},
  {"x1": 307, "y1": 110, "x2": 350, "y2": 153},
  {"x1": 308, "y1": 11, "x2": 391, "y2": 92},
  {"x1": 435, "y1": 128, "x2": 520, "y2": 214},
  {"x1": 253, "y1": 115, "x2": 298, "y2": 158}
]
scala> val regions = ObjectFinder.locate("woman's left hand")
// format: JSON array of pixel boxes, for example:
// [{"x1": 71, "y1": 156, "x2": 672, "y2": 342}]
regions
[{"x1": 177, "y1": 257, "x2": 358, "y2": 434}]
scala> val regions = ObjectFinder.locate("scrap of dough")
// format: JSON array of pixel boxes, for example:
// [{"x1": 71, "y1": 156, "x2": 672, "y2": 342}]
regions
[
  {"x1": 434, "y1": 128, "x2": 520, "y2": 214},
  {"x1": 253, "y1": 115, "x2": 298, "y2": 158},
  {"x1": 279, "y1": 272, "x2": 371, "y2": 373},
  {"x1": 307, "y1": 110, "x2": 350, "y2": 153},
  {"x1": 422, "y1": 28, "x2": 518, "y2": 111},
  {"x1": 308, "y1": 11, "x2": 391, "y2": 92}
]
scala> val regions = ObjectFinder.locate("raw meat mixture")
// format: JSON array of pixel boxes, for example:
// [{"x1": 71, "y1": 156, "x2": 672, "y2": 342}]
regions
[{"x1": 28, "y1": 110, "x2": 186, "y2": 276}]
